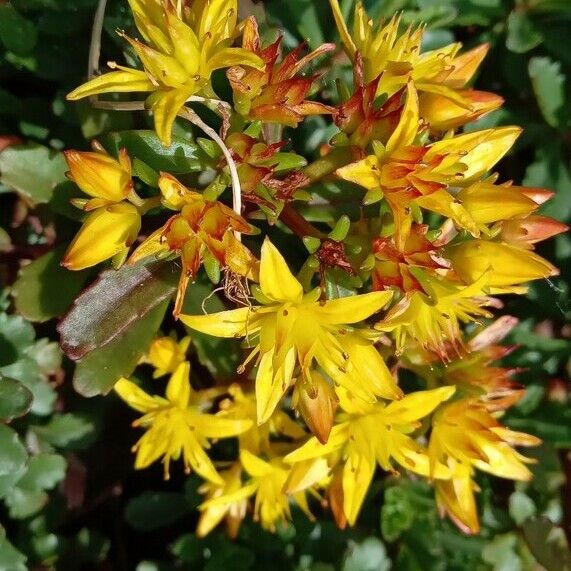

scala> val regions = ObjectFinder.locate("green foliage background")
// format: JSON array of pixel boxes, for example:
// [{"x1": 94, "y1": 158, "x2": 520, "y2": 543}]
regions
[{"x1": 0, "y1": 0, "x2": 570, "y2": 569}]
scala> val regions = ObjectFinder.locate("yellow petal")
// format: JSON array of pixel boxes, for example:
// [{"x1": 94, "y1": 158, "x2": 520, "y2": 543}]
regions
[
  {"x1": 336, "y1": 155, "x2": 380, "y2": 191},
  {"x1": 342, "y1": 439, "x2": 376, "y2": 525},
  {"x1": 196, "y1": 415, "x2": 253, "y2": 438},
  {"x1": 447, "y1": 240, "x2": 558, "y2": 287},
  {"x1": 180, "y1": 306, "x2": 256, "y2": 338},
  {"x1": 435, "y1": 474, "x2": 480, "y2": 534},
  {"x1": 62, "y1": 203, "x2": 141, "y2": 270},
  {"x1": 129, "y1": 226, "x2": 168, "y2": 265},
  {"x1": 126, "y1": 36, "x2": 189, "y2": 87},
  {"x1": 148, "y1": 85, "x2": 197, "y2": 146},
  {"x1": 386, "y1": 82, "x2": 419, "y2": 155},
  {"x1": 200, "y1": 482, "x2": 259, "y2": 509},
  {"x1": 165, "y1": 10, "x2": 201, "y2": 75},
  {"x1": 64, "y1": 149, "x2": 132, "y2": 202},
  {"x1": 328, "y1": 0, "x2": 357, "y2": 58},
  {"x1": 457, "y1": 182, "x2": 538, "y2": 224},
  {"x1": 255, "y1": 348, "x2": 294, "y2": 425},
  {"x1": 337, "y1": 334, "x2": 402, "y2": 401},
  {"x1": 184, "y1": 434, "x2": 225, "y2": 484},
  {"x1": 384, "y1": 386, "x2": 456, "y2": 424},
  {"x1": 114, "y1": 378, "x2": 160, "y2": 412},
  {"x1": 428, "y1": 127, "x2": 521, "y2": 183},
  {"x1": 128, "y1": 0, "x2": 170, "y2": 51},
  {"x1": 312, "y1": 290, "x2": 393, "y2": 324},
  {"x1": 259, "y1": 238, "x2": 303, "y2": 303},
  {"x1": 67, "y1": 68, "x2": 155, "y2": 100},
  {"x1": 284, "y1": 423, "x2": 350, "y2": 463},
  {"x1": 285, "y1": 458, "x2": 331, "y2": 494},
  {"x1": 166, "y1": 362, "x2": 191, "y2": 408},
  {"x1": 415, "y1": 189, "x2": 479, "y2": 236},
  {"x1": 206, "y1": 47, "x2": 264, "y2": 74},
  {"x1": 240, "y1": 449, "x2": 272, "y2": 477}
]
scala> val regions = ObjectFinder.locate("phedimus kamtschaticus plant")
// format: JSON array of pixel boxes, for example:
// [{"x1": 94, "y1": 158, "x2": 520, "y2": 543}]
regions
[{"x1": 61, "y1": 0, "x2": 567, "y2": 536}]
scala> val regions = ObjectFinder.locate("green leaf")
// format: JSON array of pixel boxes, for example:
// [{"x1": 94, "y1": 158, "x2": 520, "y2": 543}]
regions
[
  {"x1": 381, "y1": 486, "x2": 415, "y2": 542},
  {"x1": 482, "y1": 533, "x2": 522, "y2": 571},
  {"x1": 32, "y1": 414, "x2": 94, "y2": 448},
  {"x1": 0, "y1": 529, "x2": 27, "y2": 571},
  {"x1": 100, "y1": 130, "x2": 207, "y2": 175},
  {"x1": 0, "y1": 376, "x2": 33, "y2": 421},
  {"x1": 125, "y1": 492, "x2": 193, "y2": 532},
  {"x1": 0, "y1": 425, "x2": 27, "y2": 477},
  {"x1": 73, "y1": 300, "x2": 169, "y2": 396},
  {"x1": 0, "y1": 5, "x2": 37, "y2": 56},
  {"x1": 133, "y1": 157, "x2": 160, "y2": 187},
  {"x1": 59, "y1": 260, "x2": 177, "y2": 361},
  {"x1": 528, "y1": 57, "x2": 566, "y2": 129},
  {"x1": 522, "y1": 517, "x2": 571, "y2": 571},
  {"x1": 4, "y1": 486, "x2": 47, "y2": 519},
  {"x1": 13, "y1": 245, "x2": 93, "y2": 322},
  {"x1": 524, "y1": 143, "x2": 571, "y2": 221},
  {"x1": 0, "y1": 143, "x2": 67, "y2": 204},
  {"x1": 506, "y1": 11, "x2": 542, "y2": 54},
  {"x1": 17, "y1": 453, "x2": 66, "y2": 491},
  {"x1": 0, "y1": 313, "x2": 35, "y2": 363},
  {"x1": 343, "y1": 538, "x2": 391, "y2": 571},
  {"x1": 508, "y1": 491, "x2": 536, "y2": 525},
  {"x1": 272, "y1": 152, "x2": 308, "y2": 174}
]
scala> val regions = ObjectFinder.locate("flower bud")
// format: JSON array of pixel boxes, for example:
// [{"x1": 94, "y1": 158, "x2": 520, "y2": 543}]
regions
[{"x1": 62, "y1": 203, "x2": 141, "y2": 270}]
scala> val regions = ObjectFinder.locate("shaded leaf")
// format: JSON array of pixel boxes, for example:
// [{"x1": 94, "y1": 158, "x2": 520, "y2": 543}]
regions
[
  {"x1": 0, "y1": 528, "x2": 26, "y2": 571},
  {"x1": 0, "y1": 5, "x2": 37, "y2": 55},
  {"x1": 32, "y1": 414, "x2": 94, "y2": 448},
  {"x1": 522, "y1": 517, "x2": 571, "y2": 571},
  {"x1": 0, "y1": 377, "x2": 33, "y2": 421},
  {"x1": 59, "y1": 261, "x2": 177, "y2": 361},
  {"x1": 17, "y1": 453, "x2": 66, "y2": 491},
  {"x1": 126, "y1": 492, "x2": 193, "y2": 532},
  {"x1": 343, "y1": 537, "x2": 391, "y2": 571},
  {"x1": 73, "y1": 300, "x2": 169, "y2": 396},
  {"x1": 13, "y1": 245, "x2": 93, "y2": 322},
  {"x1": 528, "y1": 57, "x2": 566, "y2": 129},
  {"x1": 506, "y1": 11, "x2": 542, "y2": 53},
  {"x1": 0, "y1": 425, "x2": 27, "y2": 477},
  {"x1": 100, "y1": 130, "x2": 207, "y2": 175},
  {"x1": 0, "y1": 143, "x2": 67, "y2": 204}
]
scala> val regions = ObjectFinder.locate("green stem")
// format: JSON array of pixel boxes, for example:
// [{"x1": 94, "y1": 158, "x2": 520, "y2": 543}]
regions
[{"x1": 302, "y1": 146, "x2": 353, "y2": 182}]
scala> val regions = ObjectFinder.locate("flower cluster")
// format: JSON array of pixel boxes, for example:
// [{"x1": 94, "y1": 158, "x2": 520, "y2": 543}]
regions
[{"x1": 62, "y1": 0, "x2": 567, "y2": 536}]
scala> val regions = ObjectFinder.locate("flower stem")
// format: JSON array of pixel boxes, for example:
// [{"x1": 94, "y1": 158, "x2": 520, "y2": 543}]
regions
[
  {"x1": 280, "y1": 205, "x2": 325, "y2": 239},
  {"x1": 302, "y1": 147, "x2": 353, "y2": 182}
]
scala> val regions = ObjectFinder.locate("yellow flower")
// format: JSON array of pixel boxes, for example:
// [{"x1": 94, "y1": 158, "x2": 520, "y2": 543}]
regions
[
  {"x1": 429, "y1": 398, "x2": 540, "y2": 532},
  {"x1": 67, "y1": 0, "x2": 263, "y2": 145},
  {"x1": 447, "y1": 239, "x2": 558, "y2": 291},
  {"x1": 430, "y1": 398, "x2": 541, "y2": 480},
  {"x1": 285, "y1": 386, "x2": 455, "y2": 525},
  {"x1": 61, "y1": 143, "x2": 142, "y2": 270},
  {"x1": 200, "y1": 449, "x2": 314, "y2": 532},
  {"x1": 377, "y1": 269, "x2": 494, "y2": 359},
  {"x1": 181, "y1": 238, "x2": 400, "y2": 425},
  {"x1": 218, "y1": 384, "x2": 306, "y2": 455},
  {"x1": 434, "y1": 463, "x2": 480, "y2": 535},
  {"x1": 457, "y1": 181, "x2": 540, "y2": 228},
  {"x1": 328, "y1": 0, "x2": 501, "y2": 126},
  {"x1": 197, "y1": 462, "x2": 247, "y2": 538},
  {"x1": 62, "y1": 203, "x2": 141, "y2": 271},
  {"x1": 130, "y1": 174, "x2": 258, "y2": 315},
  {"x1": 145, "y1": 335, "x2": 192, "y2": 378},
  {"x1": 64, "y1": 144, "x2": 134, "y2": 209},
  {"x1": 335, "y1": 83, "x2": 520, "y2": 247},
  {"x1": 114, "y1": 362, "x2": 252, "y2": 482}
]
